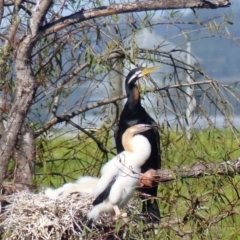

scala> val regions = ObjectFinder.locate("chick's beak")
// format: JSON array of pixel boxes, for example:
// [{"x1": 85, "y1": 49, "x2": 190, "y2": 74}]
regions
[
  {"x1": 133, "y1": 124, "x2": 158, "y2": 135},
  {"x1": 141, "y1": 66, "x2": 161, "y2": 77}
]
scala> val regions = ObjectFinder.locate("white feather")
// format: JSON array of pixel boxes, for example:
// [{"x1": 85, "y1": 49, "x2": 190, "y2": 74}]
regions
[
  {"x1": 100, "y1": 155, "x2": 118, "y2": 175},
  {"x1": 87, "y1": 201, "x2": 113, "y2": 221},
  {"x1": 93, "y1": 155, "x2": 121, "y2": 199},
  {"x1": 128, "y1": 70, "x2": 142, "y2": 83},
  {"x1": 45, "y1": 176, "x2": 99, "y2": 199},
  {"x1": 76, "y1": 176, "x2": 99, "y2": 195},
  {"x1": 88, "y1": 134, "x2": 151, "y2": 221}
]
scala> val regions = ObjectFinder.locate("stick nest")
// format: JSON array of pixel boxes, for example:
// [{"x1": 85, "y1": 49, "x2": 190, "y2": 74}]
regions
[{"x1": 0, "y1": 190, "x2": 131, "y2": 240}]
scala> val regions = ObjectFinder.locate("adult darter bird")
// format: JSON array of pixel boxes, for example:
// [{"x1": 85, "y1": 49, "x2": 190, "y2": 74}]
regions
[
  {"x1": 115, "y1": 66, "x2": 161, "y2": 220},
  {"x1": 87, "y1": 124, "x2": 157, "y2": 225}
]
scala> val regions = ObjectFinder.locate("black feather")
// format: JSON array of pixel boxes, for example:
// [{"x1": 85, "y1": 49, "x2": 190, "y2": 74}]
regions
[
  {"x1": 92, "y1": 177, "x2": 117, "y2": 206},
  {"x1": 115, "y1": 68, "x2": 161, "y2": 220}
]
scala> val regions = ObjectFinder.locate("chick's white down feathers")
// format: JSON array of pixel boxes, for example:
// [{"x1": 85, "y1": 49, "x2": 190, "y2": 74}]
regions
[
  {"x1": 88, "y1": 134, "x2": 151, "y2": 221},
  {"x1": 45, "y1": 176, "x2": 99, "y2": 199},
  {"x1": 44, "y1": 125, "x2": 154, "y2": 223}
]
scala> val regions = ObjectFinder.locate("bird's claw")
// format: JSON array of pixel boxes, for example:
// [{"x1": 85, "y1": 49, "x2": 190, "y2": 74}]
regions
[{"x1": 139, "y1": 169, "x2": 157, "y2": 187}]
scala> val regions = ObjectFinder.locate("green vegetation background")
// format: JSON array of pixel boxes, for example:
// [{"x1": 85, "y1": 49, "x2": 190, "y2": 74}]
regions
[{"x1": 34, "y1": 127, "x2": 240, "y2": 239}]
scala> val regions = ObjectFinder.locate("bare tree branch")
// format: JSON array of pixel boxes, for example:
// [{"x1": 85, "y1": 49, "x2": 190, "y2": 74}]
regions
[
  {"x1": 3, "y1": 1, "x2": 36, "y2": 6},
  {"x1": 42, "y1": 51, "x2": 125, "y2": 99},
  {"x1": 0, "y1": 96, "x2": 6, "y2": 138},
  {"x1": 40, "y1": 0, "x2": 230, "y2": 37},
  {"x1": 35, "y1": 80, "x2": 214, "y2": 137},
  {"x1": 29, "y1": 0, "x2": 52, "y2": 36},
  {"x1": 66, "y1": 119, "x2": 116, "y2": 155},
  {"x1": 0, "y1": 0, "x2": 4, "y2": 25},
  {"x1": 153, "y1": 158, "x2": 240, "y2": 183}
]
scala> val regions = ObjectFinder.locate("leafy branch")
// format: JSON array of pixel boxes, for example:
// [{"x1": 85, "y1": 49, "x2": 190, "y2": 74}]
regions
[{"x1": 34, "y1": 79, "x2": 215, "y2": 137}]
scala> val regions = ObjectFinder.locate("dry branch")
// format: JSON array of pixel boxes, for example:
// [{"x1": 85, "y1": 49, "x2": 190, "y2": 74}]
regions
[
  {"x1": 1, "y1": 157, "x2": 240, "y2": 239},
  {"x1": 154, "y1": 158, "x2": 240, "y2": 183},
  {"x1": 1, "y1": 157, "x2": 240, "y2": 194},
  {"x1": 1, "y1": 154, "x2": 239, "y2": 240},
  {"x1": 0, "y1": 190, "x2": 204, "y2": 239},
  {"x1": 0, "y1": 0, "x2": 3, "y2": 25},
  {"x1": 0, "y1": 191, "x2": 145, "y2": 240},
  {"x1": 0, "y1": 0, "x2": 231, "y2": 184},
  {"x1": 35, "y1": 79, "x2": 214, "y2": 137},
  {"x1": 41, "y1": 0, "x2": 230, "y2": 36}
]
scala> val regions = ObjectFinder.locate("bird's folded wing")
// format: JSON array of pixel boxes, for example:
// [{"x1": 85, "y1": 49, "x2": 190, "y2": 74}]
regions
[
  {"x1": 150, "y1": 118, "x2": 161, "y2": 166},
  {"x1": 93, "y1": 159, "x2": 120, "y2": 205},
  {"x1": 114, "y1": 124, "x2": 125, "y2": 153},
  {"x1": 92, "y1": 176, "x2": 116, "y2": 205}
]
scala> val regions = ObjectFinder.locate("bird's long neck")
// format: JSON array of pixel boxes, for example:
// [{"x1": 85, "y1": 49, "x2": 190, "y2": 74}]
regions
[
  {"x1": 122, "y1": 130, "x2": 134, "y2": 152},
  {"x1": 122, "y1": 133, "x2": 151, "y2": 165},
  {"x1": 125, "y1": 83, "x2": 141, "y2": 109}
]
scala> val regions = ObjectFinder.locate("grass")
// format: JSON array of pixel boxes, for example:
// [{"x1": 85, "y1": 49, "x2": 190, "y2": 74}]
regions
[
  {"x1": 34, "y1": 127, "x2": 240, "y2": 239},
  {"x1": 35, "y1": 127, "x2": 116, "y2": 188}
]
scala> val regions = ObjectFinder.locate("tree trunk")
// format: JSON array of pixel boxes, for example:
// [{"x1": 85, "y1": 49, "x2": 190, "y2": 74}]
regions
[
  {"x1": 0, "y1": 0, "x2": 231, "y2": 185},
  {"x1": 0, "y1": 96, "x2": 5, "y2": 139},
  {"x1": 0, "y1": 0, "x2": 53, "y2": 184},
  {"x1": 13, "y1": 128, "x2": 35, "y2": 186},
  {"x1": 108, "y1": 49, "x2": 124, "y2": 123},
  {"x1": 0, "y1": 53, "x2": 37, "y2": 183}
]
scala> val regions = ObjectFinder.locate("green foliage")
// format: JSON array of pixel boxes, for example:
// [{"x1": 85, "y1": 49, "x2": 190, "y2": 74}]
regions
[
  {"x1": 162, "y1": 128, "x2": 240, "y2": 167},
  {"x1": 1, "y1": 1, "x2": 240, "y2": 239},
  {"x1": 35, "y1": 127, "x2": 115, "y2": 188},
  {"x1": 34, "y1": 127, "x2": 240, "y2": 239}
]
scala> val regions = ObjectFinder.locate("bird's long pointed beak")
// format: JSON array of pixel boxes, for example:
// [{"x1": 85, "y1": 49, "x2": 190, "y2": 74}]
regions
[
  {"x1": 132, "y1": 124, "x2": 159, "y2": 135},
  {"x1": 143, "y1": 124, "x2": 158, "y2": 130},
  {"x1": 141, "y1": 66, "x2": 161, "y2": 76}
]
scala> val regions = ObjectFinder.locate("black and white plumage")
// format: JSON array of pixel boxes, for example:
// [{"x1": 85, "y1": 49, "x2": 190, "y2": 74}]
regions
[
  {"x1": 115, "y1": 66, "x2": 161, "y2": 219},
  {"x1": 87, "y1": 124, "x2": 157, "y2": 223}
]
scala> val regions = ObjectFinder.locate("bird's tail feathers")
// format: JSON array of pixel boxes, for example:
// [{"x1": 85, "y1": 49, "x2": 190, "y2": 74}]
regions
[{"x1": 45, "y1": 176, "x2": 99, "y2": 199}]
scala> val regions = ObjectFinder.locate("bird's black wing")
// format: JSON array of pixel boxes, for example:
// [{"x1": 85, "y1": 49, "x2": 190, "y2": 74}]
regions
[
  {"x1": 114, "y1": 123, "x2": 125, "y2": 153},
  {"x1": 115, "y1": 105, "x2": 161, "y2": 167},
  {"x1": 115, "y1": 106, "x2": 161, "y2": 219},
  {"x1": 149, "y1": 115, "x2": 161, "y2": 168},
  {"x1": 92, "y1": 176, "x2": 117, "y2": 206}
]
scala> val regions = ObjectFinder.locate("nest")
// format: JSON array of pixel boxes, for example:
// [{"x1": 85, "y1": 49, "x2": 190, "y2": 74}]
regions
[{"x1": 0, "y1": 190, "x2": 131, "y2": 240}]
